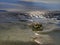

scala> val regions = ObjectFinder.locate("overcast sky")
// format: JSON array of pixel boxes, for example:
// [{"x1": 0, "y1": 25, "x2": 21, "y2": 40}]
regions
[
  {"x1": 0, "y1": 0, "x2": 60, "y2": 4},
  {"x1": 0, "y1": 0, "x2": 60, "y2": 11},
  {"x1": 20, "y1": 0, "x2": 60, "y2": 3}
]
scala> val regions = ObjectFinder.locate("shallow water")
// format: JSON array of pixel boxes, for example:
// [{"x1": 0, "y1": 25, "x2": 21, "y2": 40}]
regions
[{"x1": 0, "y1": 22, "x2": 60, "y2": 45}]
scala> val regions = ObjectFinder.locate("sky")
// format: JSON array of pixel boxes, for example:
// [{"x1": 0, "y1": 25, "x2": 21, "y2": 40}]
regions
[
  {"x1": 20, "y1": 0, "x2": 60, "y2": 3},
  {"x1": 0, "y1": 0, "x2": 60, "y2": 3},
  {"x1": 0, "y1": 0, "x2": 60, "y2": 11}
]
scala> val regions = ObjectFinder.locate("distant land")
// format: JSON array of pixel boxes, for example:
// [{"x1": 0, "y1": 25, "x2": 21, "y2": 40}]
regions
[{"x1": 0, "y1": 10, "x2": 7, "y2": 12}]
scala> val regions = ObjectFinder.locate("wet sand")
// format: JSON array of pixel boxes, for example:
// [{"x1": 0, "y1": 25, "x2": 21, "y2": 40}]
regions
[
  {"x1": 0, "y1": 23, "x2": 60, "y2": 45},
  {"x1": 0, "y1": 23, "x2": 38, "y2": 45}
]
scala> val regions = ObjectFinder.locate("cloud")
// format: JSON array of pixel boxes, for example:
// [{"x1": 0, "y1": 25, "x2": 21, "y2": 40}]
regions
[
  {"x1": 0, "y1": 2, "x2": 24, "y2": 7},
  {"x1": 0, "y1": 2, "x2": 28, "y2": 12},
  {"x1": 19, "y1": 0, "x2": 60, "y2": 4}
]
